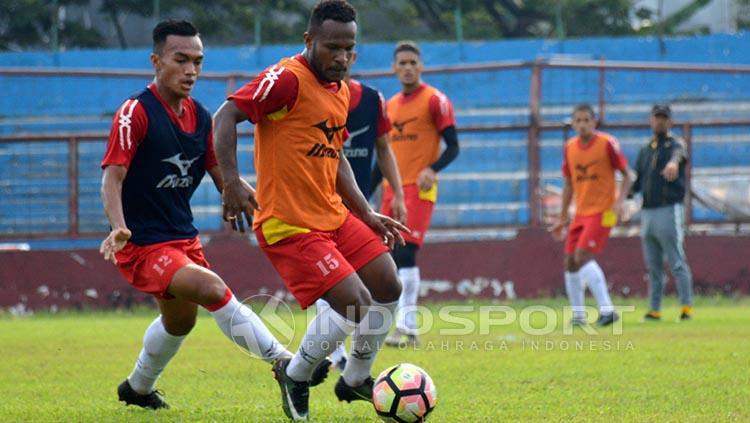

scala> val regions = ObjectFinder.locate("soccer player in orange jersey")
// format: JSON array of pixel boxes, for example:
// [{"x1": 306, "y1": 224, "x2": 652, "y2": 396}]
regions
[
  {"x1": 550, "y1": 104, "x2": 632, "y2": 327},
  {"x1": 315, "y1": 50, "x2": 407, "y2": 372},
  {"x1": 381, "y1": 41, "x2": 460, "y2": 347},
  {"x1": 213, "y1": 2, "x2": 406, "y2": 420}
]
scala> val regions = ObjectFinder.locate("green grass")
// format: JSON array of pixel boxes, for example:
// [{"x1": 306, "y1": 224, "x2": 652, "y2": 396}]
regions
[{"x1": 1, "y1": 297, "x2": 749, "y2": 422}]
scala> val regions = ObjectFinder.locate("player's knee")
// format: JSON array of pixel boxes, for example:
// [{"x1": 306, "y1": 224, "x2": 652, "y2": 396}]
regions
[
  {"x1": 572, "y1": 251, "x2": 592, "y2": 271},
  {"x1": 197, "y1": 272, "x2": 230, "y2": 305},
  {"x1": 564, "y1": 256, "x2": 576, "y2": 272},
  {"x1": 162, "y1": 312, "x2": 196, "y2": 336},
  {"x1": 348, "y1": 288, "x2": 373, "y2": 323},
  {"x1": 382, "y1": 271, "x2": 402, "y2": 302},
  {"x1": 391, "y1": 243, "x2": 418, "y2": 268}
]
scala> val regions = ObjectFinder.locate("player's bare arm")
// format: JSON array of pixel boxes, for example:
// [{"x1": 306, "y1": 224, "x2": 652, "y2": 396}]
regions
[
  {"x1": 614, "y1": 167, "x2": 633, "y2": 222},
  {"x1": 213, "y1": 100, "x2": 260, "y2": 233},
  {"x1": 206, "y1": 165, "x2": 224, "y2": 193},
  {"x1": 551, "y1": 177, "x2": 573, "y2": 241},
  {"x1": 374, "y1": 134, "x2": 407, "y2": 223},
  {"x1": 337, "y1": 152, "x2": 408, "y2": 249},
  {"x1": 100, "y1": 165, "x2": 131, "y2": 263}
]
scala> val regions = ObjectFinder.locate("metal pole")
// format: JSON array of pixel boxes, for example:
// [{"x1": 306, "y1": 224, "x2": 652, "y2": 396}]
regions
[
  {"x1": 528, "y1": 61, "x2": 543, "y2": 227},
  {"x1": 555, "y1": 1, "x2": 565, "y2": 40},
  {"x1": 598, "y1": 59, "x2": 606, "y2": 124},
  {"x1": 454, "y1": 1, "x2": 464, "y2": 60},
  {"x1": 68, "y1": 137, "x2": 79, "y2": 237},
  {"x1": 255, "y1": 2, "x2": 262, "y2": 49},
  {"x1": 226, "y1": 77, "x2": 237, "y2": 98},
  {"x1": 51, "y1": 0, "x2": 59, "y2": 52},
  {"x1": 153, "y1": 0, "x2": 160, "y2": 20}
]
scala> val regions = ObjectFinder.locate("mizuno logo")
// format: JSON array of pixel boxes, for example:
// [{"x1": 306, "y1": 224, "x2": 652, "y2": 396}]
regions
[
  {"x1": 346, "y1": 125, "x2": 370, "y2": 142},
  {"x1": 575, "y1": 160, "x2": 599, "y2": 182},
  {"x1": 298, "y1": 345, "x2": 316, "y2": 365},
  {"x1": 162, "y1": 153, "x2": 200, "y2": 177},
  {"x1": 312, "y1": 120, "x2": 346, "y2": 144},
  {"x1": 350, "y1": 348, "x2": 373, "y2": 360},
  {"x1": 392, "y1": 117, "x2": 417, "y2": 134},
  {"x1": 306, "y1": 143, "x2": 340, "y2": 159}
]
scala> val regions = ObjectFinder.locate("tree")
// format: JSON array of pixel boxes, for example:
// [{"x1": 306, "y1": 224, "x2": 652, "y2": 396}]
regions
[{"x1": 0, "y1": 0, "x2": 103, "y2": 51}]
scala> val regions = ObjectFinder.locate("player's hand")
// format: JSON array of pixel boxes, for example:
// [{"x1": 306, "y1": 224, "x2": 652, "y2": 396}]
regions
[
  {"x1": 549, "y1": 218, "x2": 566, "y2": 241},
  {"x1": 361, "y1": 210, "x2": 410, "y2": 250},
  {"x1": 613, "y1": 199, "x2": 625, "y2": 223},
  {"x1": 390, "y1": 194, "x2": 407, "y2": 225},
  {"x1": 100, "y1": 227, "x2": 131, "y2": 264},
  {"x1": 416, "y1": 168, "x2": 437, "y2": 192},
  {"x1": 222, "y1": 178, "x2": 260, "y2": 233},
  {"x1": 661, "y1": 160, "x2": 678, "y2": 182}
]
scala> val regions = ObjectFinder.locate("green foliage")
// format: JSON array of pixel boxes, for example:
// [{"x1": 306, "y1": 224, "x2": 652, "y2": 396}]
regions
[
  {"x1": 0, "y1": 0, "x2": 98, "y2": 50},
  {"x1": 0, "y1": 0, "x2": 721, "y2": 51},
  {"x1": 1, "y1": 297, "x2": 749, "y2": 421}
]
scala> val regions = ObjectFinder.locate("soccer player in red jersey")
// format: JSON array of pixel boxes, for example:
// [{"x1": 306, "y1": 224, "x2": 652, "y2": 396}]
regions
[
  {"x1": 550, "y1": 104, "x2": 632, "y2": 327},
  {"x1": 381, "y1": 41, "x2": 460, "y2": 347},
  {"x1": 213, "y1": 1, "x2": 406, "y2": 420},
  {"x1": 100, "y1": 20, "x2": 327, "y2": 410}
]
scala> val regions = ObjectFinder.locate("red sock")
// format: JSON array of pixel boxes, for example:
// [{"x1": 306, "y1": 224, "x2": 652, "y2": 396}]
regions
[{"x1": 204, "y1": 288, "x2": 233, "y2": 312}]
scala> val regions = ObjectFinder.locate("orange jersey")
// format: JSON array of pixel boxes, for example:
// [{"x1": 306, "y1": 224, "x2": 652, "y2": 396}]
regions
[
  {"x1": 386, "y1": 84, "x2": 455, "y2": 185},
  {"x1": 562, "y1": 131, "x2": 628, "y2": 216},
  {"x1": 251, "y1": 57, "x2": 350, "y2": 231}
]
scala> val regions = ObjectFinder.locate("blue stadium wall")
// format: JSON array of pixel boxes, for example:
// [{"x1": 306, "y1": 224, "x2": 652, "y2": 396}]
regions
[{"x1": 1, "y1": 33, "x2": 749, "y2": 120}]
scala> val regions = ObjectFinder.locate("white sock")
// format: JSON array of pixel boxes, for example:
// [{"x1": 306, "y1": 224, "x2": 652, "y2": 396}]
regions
[
  {"x1": 579, "y1": 261, "x2": 615, "y2": 314},
  {"x1": 343, "y1": 300, "x2": 397, "y2": 386},
  {"x1": 564, "y1": 271, "x2": 586, "y2": 319},
  {"x1": 286, "y1": 306, "x2": 357, "y2": 382},
  {"x1": 128, "y1": 316, "x2": 186, "y2": 395},
  {"x1": 316, "y1": 298, "x2": 348, "y2": 364},
  {"x1": 211, "y1": 295, "x2": 288, "y2": 363},
  {"x1": 396, "y1": 266, "x2": 420, "y2": 334}
]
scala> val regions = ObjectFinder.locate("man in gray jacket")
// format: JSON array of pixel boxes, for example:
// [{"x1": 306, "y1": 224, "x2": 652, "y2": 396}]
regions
[{"x1": 631, "y1": 104, "x2": 693, "y2": 321}]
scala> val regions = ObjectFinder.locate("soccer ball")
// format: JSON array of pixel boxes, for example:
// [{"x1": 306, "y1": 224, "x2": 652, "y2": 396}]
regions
[{"x1": 372, "y1": 363, "x2": 437, "y2": 422}]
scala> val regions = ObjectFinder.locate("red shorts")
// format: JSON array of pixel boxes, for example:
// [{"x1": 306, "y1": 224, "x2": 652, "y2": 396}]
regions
[
  {"x1": 381, "y1": 184, "x2": 434, "y2": 247},
  {"x1": 255, "y1": 213, "x2": 389, "y2": 309},
  {"x1": 115, "y1": 237, "x2": 209, "y2": 299},
  {"x1": 564, "y1": 213, "x2": 612, "y2": 255}
]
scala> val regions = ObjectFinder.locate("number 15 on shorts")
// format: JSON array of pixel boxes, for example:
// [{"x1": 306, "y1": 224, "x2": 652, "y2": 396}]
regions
[{"x1": 316, "y1": 253, "x2": 340, "y2": 276}]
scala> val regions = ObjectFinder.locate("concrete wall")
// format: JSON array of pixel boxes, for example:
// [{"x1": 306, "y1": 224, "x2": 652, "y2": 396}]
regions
[{"x1": 2, "y1": 230, "x2": 748, "y2": 311}]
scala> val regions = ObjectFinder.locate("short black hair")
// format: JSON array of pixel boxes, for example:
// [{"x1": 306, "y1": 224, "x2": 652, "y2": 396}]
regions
[
  {"x1": 308, "y1": 1, "x2": 357, "y2": 33},
  {"x1": 572, "y1": 103, "x2": 596, "y2": 118},
  {"x1": 153, "y1": 20, "x2": 199, "y2": 54},
  {"x1": 394, "y1": 40, "x2": 421, "y2": 58}
]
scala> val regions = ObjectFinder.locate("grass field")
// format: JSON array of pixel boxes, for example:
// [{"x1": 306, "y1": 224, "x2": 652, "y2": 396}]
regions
[{"x1": 1, "y1": 296, "x2": 749, "y2": 422}]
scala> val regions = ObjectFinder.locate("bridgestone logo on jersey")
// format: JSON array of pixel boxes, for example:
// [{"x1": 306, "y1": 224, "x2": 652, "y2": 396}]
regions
[{"x1": 306, "y1": 143, "x2": 340, "y2": 159}]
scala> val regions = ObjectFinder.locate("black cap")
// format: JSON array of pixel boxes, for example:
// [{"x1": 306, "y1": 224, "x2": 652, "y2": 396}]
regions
[{"x1": 651, "y1": 103, "x2": 672, "y2": 118}]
